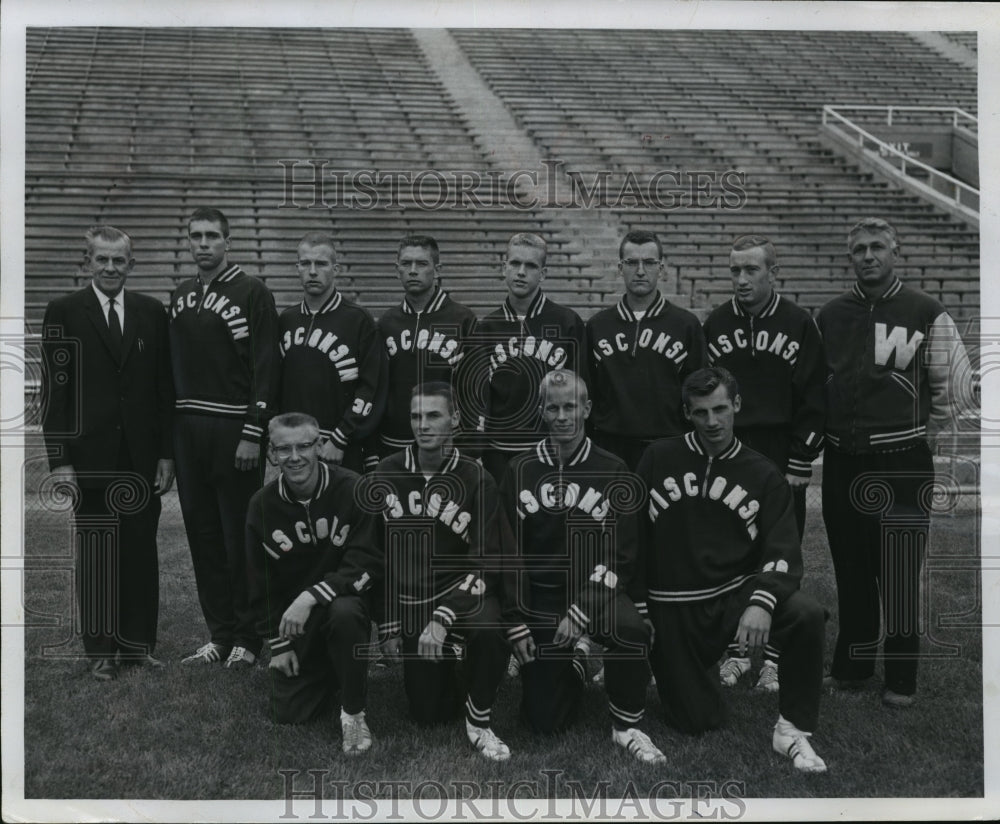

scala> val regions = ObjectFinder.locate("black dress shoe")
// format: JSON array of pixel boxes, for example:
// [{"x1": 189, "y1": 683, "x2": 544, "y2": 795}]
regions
[
  {"x1": 118, "y1": 653, "x2": 166, "y2": 668},
  {"x1": 91, "y1": 658, "x2": 118, "y2": 681}
]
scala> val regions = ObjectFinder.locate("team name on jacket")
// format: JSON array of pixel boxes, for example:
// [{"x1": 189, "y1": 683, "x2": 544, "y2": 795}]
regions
[
  {"x1": 647, "y1": 471, "x2": 761, "y2": 538},
  {"x1": 382, "y1": 488, "x2": 472, "y2": 537},
  {"x1": 706, "y1": 327, "x2": 799, "y2": 364},
  {"x1": 171, "y1": 286, "x2": 250, "y2": 340},
  {"x1": 593, "y1": 328, "x2": 690, "y2": 366},
  {"x1": 489, "y1": 335, "x2": 567, "y2": 373},
  {"x1": 385, "y1": 328, "x2": 462, "y2": 365},
  {"x1": 269, "y1": 515, "x2": 352, "y2": 552},
  {"x1": 280, "y1": 324, "x2": 359, "y2": 381},
  {"x1": 517, "y1": 482, "x2": 612, "y2": 521}
]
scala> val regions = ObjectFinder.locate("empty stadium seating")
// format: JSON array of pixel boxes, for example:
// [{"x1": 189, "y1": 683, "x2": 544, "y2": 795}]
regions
[{"x1": 24, "y1": 27, "x2": 979, "y2": 344}]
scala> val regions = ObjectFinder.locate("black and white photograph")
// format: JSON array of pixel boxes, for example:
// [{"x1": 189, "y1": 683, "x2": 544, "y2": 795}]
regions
[{"x1": 2, "y1": 1, "x2": 996, "y2": 821}]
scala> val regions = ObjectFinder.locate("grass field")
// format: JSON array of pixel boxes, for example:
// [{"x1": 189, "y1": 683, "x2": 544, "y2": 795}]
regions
[{"x1": 19, "y1": 489, "x2": 983, "y2": 803}]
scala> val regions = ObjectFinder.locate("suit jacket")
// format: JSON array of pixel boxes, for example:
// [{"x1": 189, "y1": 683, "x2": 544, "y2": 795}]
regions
[{"x1": 42, "y1": 285, "x2": 174, "y2": 484}]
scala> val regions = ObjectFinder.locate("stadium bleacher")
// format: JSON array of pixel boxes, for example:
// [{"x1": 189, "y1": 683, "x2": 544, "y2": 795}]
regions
[{"x1": 25, "y1": 27, "x2": 979, "y2": 339}]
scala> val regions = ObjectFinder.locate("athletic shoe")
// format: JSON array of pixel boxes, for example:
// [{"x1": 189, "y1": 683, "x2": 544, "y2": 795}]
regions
[
  {"x1": 755, "y1": 660, "x2": 779, "y2": 693},
  {"x1": 719, "y1": 656, "x2": 751, "y2": 687},
  {"x1": 224, "y1": 646, "x2": 257, "y2": 669},
  {"x1": 341, "y1": 711, "x2": 373, "y2": 755},
  {"x1": 882, "y1": 689, "x2": 915, "y2": 708},
  {"x1": 181, "y1": 642, "x2": 228, "y2": 664},
  {"x1": 612, "y1": 727, "x2": 666, "y2": 765},
  {"x1": 90, "y1": 657, "x2": 118, "y2": 681},
  {"x1": 772, "y1": 726, "x2": 827, "y2": 773},
  {"x1": 507, "y1": 654, "x2": 520, "y2": 678},
  {"x1": 822, "y1": 673, "x2": 867, "y2": 690},
  {"x1": 466, "y1": 720, "x2": 511, "y2": 761}
]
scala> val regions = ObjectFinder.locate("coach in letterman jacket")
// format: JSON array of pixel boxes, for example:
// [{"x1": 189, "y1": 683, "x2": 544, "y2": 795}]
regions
[{"x1": 817, "y1": 217, "x2": 973, "y2": 708}]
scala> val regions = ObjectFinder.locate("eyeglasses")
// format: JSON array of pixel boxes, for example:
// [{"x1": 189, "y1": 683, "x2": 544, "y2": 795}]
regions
[
  {"x1": 271, "y1": 438, "x2": 320, "y2": 459},
  {"x1": 620, "y1": 258, "x2": 661, "y2": 271}
]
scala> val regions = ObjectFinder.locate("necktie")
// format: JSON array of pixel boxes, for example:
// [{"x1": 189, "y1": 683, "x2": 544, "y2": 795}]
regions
[{"x1": 108, "y1": 297, "x2": 123, "y2": 351}]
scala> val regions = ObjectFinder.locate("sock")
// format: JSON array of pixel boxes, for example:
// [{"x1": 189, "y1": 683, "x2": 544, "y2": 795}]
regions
[{"x1": 341, "y1": 708, "x2": 366, "y2": 723}]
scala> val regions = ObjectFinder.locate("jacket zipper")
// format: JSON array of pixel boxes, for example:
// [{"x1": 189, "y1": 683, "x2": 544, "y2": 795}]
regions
[{"x1": 702, "y1": 455, "x2": 713, "y2": 498}]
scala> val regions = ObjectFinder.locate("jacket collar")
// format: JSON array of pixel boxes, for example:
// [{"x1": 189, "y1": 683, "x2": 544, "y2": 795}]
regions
[
  {"x1": 200, "y1": 263, "x2": 243, "y2": 287},
  {"x1": 401, "y1": 287, "x2": 448, "y2": 314},
  {"x1": 501, "y1": 289, "x2": 546, "y2": 321},
  {"x1": 616, "y1": 292, "x2": 666, "y2": 322},
  {"x1": 684, "y1": 431, "x2": 742, "y2": 460},
  {"x1": 730, "y1": 291, "x2": 780, "y2": 318},
  {"x1": 851, "y1": 277, "x2": 902, "y2": 303},
  {"x1": 536, "y1": 435, "x2": 592, "y2": 467},
  {"x1": 277, "y1": 461, "x2": 331, "y2": 504},
  {"x1": 404, "y1": 445, "x2": 461, "y2": 475},
  {"x1": 300, "y1": 290, "x2": 342, "y2": 316}
]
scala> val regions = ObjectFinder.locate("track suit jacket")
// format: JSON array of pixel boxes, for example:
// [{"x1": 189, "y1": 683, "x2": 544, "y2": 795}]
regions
[
  {"x1": 465, "y1": 291, "x2": 587, "y2": 454},
  {"x1": 366, "y1": 447, "x2": 506, "y2": 638},
  {"x1": 246, "y1": 462, "x2": 381, "y2": 658},
  {"x1": 586, "y1": 292, "x2": 707, "y2": 439},
  {"x1": 703, "y1": 292, "x2": 825, "y2": 478},
  {"x1": 168, "y1": 264, "x2": 279, "y2": 444},
  {"x1": 498, "y1": 437, "x2": 641, "y2": 645},
  {"x1": 635, "y1": 432, "x2": 802, "y2": 619},
  {"x1": 816, "y1": 278, "x2": 972, "y2": 453},
  {"x1": 375, "y1": 288, "x2": 476, "y2": 455},
  {"x1": 278, "y1": 290, "x2": 385, "y2": 451}
]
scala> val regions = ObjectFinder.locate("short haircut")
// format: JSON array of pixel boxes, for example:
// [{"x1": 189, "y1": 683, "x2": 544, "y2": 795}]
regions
[
  {"x1": 507, "y1": 232, "x2": 547, "y2": 264},
  {"x1": 84, "y1": 225, "x2": 132, "y2": 259},
  {"x1": 538, "y1": 368, "x2": 589, "y2": 405},
  {"x1": 681, "y1": 367, "x2": 739, "y2": 407},
  {"x1": 731, "y1": 234, "x2": 777, "y2": 269},
  {"x1": 619, "y1": 230, "x2": 662, "y2": 260},
  {"x1": 188, "y1": 207, "x2": 230, "y2": 237},
  {"x1": 298, "y1": 232, "x2": 338, "y2": 259},
  {"x1": 411, "y1": 381, "x2": 456, "y2": 414},
  {"x1": 847, "y1": 218, "x2": 898, "y2": 251},
  {"x1": 398, "y1": 234, "x2": 440, "y2": 265},
  {"x1": 268, "y1": 411, "x2": 320, "y2": 438}
]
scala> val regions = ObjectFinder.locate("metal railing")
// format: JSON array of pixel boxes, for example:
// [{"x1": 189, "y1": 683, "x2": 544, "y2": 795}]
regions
[{"x1": 821, "y1": 105, "x2": 979, "y2": 215}]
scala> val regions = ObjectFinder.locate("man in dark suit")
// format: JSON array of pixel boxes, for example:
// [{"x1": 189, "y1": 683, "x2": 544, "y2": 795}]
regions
[{"x1": 42, "y1": 225, "x2": 175, "y2": 681}]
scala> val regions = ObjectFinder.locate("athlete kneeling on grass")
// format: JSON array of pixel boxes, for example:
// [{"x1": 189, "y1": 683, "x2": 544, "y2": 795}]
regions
[
  {"x1": 246, "y1": 413, "x2": 382, "y2": 755},
  {"x1": 367, "y1": 383, "x2": 512, "y2": 761},
  {"x1": 499, "y1": 369, "x2": 666, "y2": 764},
  {"x1": 636, "y1": 367, "x2": 828, "y2": 773}
]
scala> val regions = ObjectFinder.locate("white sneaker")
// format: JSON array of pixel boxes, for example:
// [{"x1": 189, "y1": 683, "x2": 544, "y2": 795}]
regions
[
  {"x1": 719, "y1": 656, "x2": 751, "y2": 686},
  {"x1": 342, "y1": 711, "x2": 373, "y2": 755},
  {"x1": 466, "y1": 719, "x2": 511, "y2": 761},
  {"x1": 507, "y1": 654, "x2": 520, "y2": 678},
  {"x1": 181, "y1": 642, "x2": 228, "y2": 664},
  {"x1": 223, "y1": 645, "x2": 257, "y2": 669},
  {"x1": 773, "y1": 725, "x2": 827, "y2": 773},
  {"x1": 755, "y1": 660, "x2": 780, "y2": 693},
  {"x1": 612, "y1": 727, "x2": 666, "y2": 764}
]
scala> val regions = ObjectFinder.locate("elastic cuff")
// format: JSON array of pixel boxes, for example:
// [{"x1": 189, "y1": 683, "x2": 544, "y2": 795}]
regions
[
  {"x1": 241, "y1": 423, "x2": 263, "y2": 443},
  {"x1": 749, "y1": 589, "x2": 777, "y2": 614},
  {"x1": 308, "y1": 582, "x2": 336, "y2": 605},
  {"x1": 634, "y1": 601, "x2": 648, "y2": 618},
  {"x1": 432, "y1": 606, "x2": 456, "y2": 628},
  {"x1": 567, "y1": 603, "x2": 589, "y2": 631},
  {"x1": 269, "y1": 637, "x2": 292, "y2": 656},
  {"x1": 378, "y1": 621, "x2": 401, "y2": 642},
  {"x1": 786, "y1": 458, "x2": 813, "y2": 479},
  {"x1": 506, "y1": 624, "x2": 531, "y2": 643},
  {"x1": 330, "y1": 428, "x2": 349, "y2": 448}
]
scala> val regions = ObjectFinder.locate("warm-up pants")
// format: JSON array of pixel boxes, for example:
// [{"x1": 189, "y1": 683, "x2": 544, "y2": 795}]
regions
[
  {"x1": 520, "y1": 582, "x2": 651, "y2": 734},
  {"x1": 267, "y1": 595, "x2": 372, "y2": 724},
  {"x1": 398, "y1": 595, "x2": 509, "y2": 729},
  {"x1": 822, "y1": 442, "x2": 933, "y2": 696},
  {"x1": 648, "y1": 579, "x2": 824, "y2": 734},
  {"x1": 174, "y1": 414, "x2": 264, "y2": 653}
]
